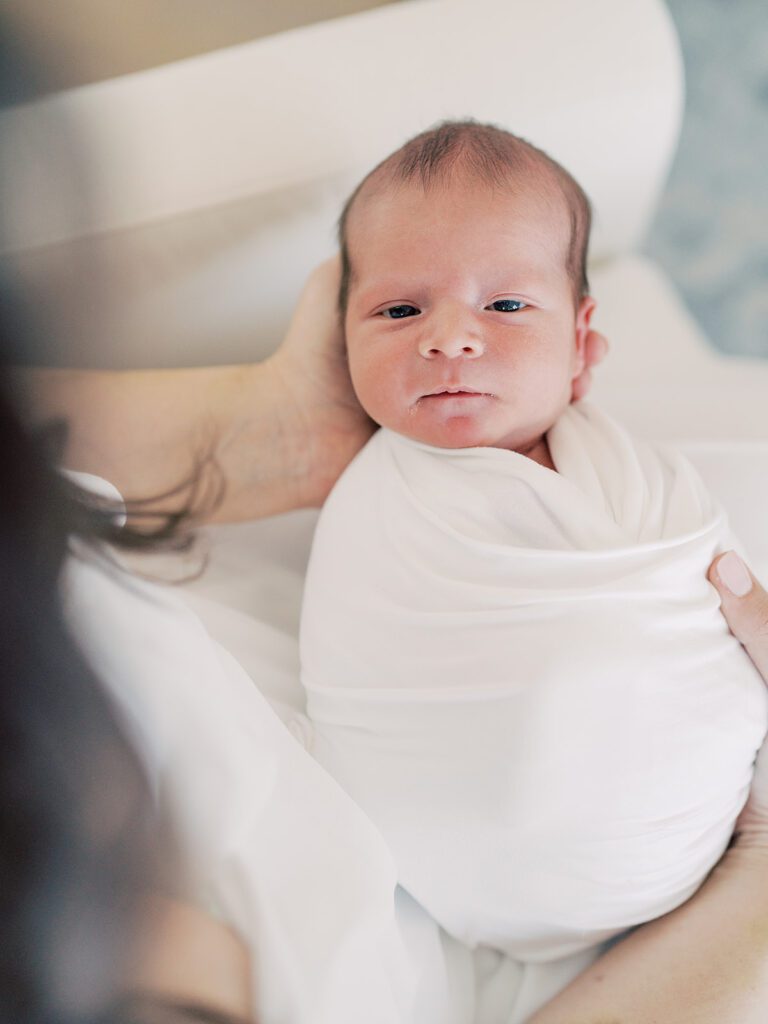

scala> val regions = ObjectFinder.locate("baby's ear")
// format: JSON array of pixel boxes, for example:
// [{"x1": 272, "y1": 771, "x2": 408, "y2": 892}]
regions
[{"x1": 571, "y1": 296, "x2": 597, "y2": 385}]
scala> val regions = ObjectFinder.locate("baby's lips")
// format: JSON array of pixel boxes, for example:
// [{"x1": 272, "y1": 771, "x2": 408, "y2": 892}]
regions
[{"x1": 422, "y1": 385, "x2": 491, "y2": 397}]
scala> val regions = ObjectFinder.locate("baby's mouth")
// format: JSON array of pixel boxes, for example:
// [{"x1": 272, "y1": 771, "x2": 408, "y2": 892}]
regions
[{"x1": 421, "y1": 386, "x2": 493, "y2": 399}]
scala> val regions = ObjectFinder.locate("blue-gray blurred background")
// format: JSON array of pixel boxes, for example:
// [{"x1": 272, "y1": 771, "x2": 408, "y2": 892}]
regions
[{"x1": 644, "y1": 0, "x2": 768, "y2": 359}]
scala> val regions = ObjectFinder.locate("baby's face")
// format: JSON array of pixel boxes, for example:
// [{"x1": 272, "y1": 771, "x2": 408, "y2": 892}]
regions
[{"x1": 344, "y1": 178, "x2": 595, "y2": 457}]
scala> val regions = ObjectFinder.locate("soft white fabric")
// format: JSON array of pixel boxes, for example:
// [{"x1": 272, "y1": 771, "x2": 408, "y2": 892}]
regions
[
  {"x1": 300, "y1": 403, "x2": 768, "y2": 960},
  {"x1": 62, "y1": 545, "x2": 419, "y2": 1024}
]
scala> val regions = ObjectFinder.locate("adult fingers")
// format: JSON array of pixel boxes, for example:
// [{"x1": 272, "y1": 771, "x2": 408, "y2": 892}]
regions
[
  {"x1": 572, "y1": 331, "x2": 609, "y2": 402},
  {"x1": 709, "y1": 551, "x2": 768, "y2": 681},
  {"x1": 281, "y1": 255, "x2": 343, "y2": 357},
  {"x1": 710, "y1": 553, "x2": 768, "y2": 841},
  {"x1": 571, "y1": 367, "x2": 593, "y2": 403},
  {"x1": 584, "y1": 329, "x2": 609, "y2": 370}
]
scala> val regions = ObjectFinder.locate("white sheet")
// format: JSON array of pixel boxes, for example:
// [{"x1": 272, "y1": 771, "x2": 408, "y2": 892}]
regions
[
  {"x1": 300, "y1": 403, "x2": 768, "y2": 962},
  {"x1": 63, "y1": 545, "x2": 423, "y2": 1024}
]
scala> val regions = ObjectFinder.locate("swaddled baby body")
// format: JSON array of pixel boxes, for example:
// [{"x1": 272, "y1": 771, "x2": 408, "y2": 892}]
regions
[{"x1": 300, "y1": 122, "x2": 768, "y2": 963}]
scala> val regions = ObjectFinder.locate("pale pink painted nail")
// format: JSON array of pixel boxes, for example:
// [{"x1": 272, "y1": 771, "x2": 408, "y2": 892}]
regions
[{"x1": 717, "y1": 551, "x2": 753, "y2": 597}]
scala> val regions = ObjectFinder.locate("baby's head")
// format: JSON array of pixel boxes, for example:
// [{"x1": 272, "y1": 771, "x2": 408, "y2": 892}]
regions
[{"x1": 338, "y1": 121, "x2": 596, "y2": 462}]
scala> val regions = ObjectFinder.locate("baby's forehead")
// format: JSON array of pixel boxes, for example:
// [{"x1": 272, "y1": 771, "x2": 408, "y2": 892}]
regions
[
  {"x1": 347, "y1": 166, "x2": 571, "y2": 241},
  {"x1": 345, "y1": 177, "x2": 572, "y2": 280}
]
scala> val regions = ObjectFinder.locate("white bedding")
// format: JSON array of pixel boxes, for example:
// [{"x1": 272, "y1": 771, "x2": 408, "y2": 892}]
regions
[{"x1": 64, "y1": 546, "x2": 422, "y2": 1024}]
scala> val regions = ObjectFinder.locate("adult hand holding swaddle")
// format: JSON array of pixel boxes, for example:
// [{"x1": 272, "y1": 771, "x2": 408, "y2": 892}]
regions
[
  {"x1": 710, "y1": 551, "x2": 768, "y2": 845},
  {"x1": 301, "y1": 402, "x2": 768, "y2": 961}
]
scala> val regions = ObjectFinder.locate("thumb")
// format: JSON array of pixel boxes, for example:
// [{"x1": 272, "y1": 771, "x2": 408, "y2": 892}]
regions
[{"x1": 709, "y1": 551, "x2": 768, "y2": 681}]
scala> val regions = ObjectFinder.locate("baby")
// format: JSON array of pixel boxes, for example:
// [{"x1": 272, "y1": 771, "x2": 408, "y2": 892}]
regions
[{"x1": 299, "y1": 122, "x2": 768, "y2": 967}]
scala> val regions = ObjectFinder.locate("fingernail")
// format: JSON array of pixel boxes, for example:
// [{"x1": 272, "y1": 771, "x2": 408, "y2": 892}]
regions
[{"x1": 717, "y1": 551, "x2": 753, "y2": 597}]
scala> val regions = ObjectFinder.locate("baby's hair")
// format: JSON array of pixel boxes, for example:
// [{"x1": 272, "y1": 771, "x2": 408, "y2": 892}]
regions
[{"x1": 337, "y1": 119, "x2": 591, "y2": 312}]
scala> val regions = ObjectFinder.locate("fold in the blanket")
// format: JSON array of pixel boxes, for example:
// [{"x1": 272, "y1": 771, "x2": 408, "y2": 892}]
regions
[{"x1": 300, "y1": 402, "x2": 768, "y2": 960}]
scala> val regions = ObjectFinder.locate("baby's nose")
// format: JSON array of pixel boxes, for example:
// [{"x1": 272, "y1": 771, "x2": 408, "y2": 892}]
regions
[{"x1": 417, "y1": 315, "x2": 484, "y2": 360}]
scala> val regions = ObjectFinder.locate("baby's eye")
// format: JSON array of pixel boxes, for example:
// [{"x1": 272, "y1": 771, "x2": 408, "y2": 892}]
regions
[
  {"x1": 380, "y1": 304, "x2": 420, "y2": 319},
  {"x1": 487, "y1": 298, "x2": 527, "y2": 312}
]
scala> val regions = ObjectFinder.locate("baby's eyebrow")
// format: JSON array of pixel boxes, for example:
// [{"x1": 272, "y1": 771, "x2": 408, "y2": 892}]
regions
[
  {"x1": 353, "y1": 264, "x2": 559, "y2": 304},
  {"x1": 354, "y1": 280, "x2": 421, "y2": 304}
]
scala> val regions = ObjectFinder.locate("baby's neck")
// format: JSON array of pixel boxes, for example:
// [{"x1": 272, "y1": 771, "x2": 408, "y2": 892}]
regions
[{"x1": 512, "y1": 434, "x2": 557, "y2": 471}]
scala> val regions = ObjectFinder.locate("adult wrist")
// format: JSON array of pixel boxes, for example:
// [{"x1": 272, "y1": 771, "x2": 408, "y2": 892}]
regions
[
  {"x1": 258, "y1": 353, "x2": 320, "y2": 504},
  {"x1": 262, "y1": 347, "x2": 375, "y2": 511},
  {"x1": 708, "y1": 834, "x2": 768, "y2": 914},
  {"x1": 728, "y1": 827, "x2": 768, "y2": 861}
]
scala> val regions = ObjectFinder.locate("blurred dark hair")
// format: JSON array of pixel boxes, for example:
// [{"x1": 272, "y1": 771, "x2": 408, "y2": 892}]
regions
[
  {"x1": 0, "y1": 18, "x2": 236, "y2": 1024},
  {"x1": 0, "y1": 365, "x2": 156, "y2": 1024}
]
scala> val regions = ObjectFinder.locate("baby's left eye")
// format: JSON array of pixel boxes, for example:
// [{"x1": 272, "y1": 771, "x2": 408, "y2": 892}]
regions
[{"x1": 487, "y1": 298, "x2": 527, "y2": 312}]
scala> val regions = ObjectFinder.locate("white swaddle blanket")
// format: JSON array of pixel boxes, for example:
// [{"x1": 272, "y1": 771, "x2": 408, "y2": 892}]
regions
[{"x1": 300, "y1": 402, "x2": 768, "y2": 962}]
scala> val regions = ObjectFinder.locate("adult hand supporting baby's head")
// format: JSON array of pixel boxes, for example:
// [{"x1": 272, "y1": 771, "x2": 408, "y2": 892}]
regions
[
  {"x1": 572, "y1": 329, "x2": 609, "y2": 403},
  {"x1": 268, "y1": 256, "x2": 377, "y2": 506},
  {"x1": 710, "y1": 552, "x2": 768, "y2": 844}
]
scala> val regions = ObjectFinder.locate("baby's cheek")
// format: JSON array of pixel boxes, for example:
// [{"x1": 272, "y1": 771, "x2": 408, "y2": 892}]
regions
[
  {"x1": 345, "y1": 345, "x2": 370, "y2": 401},
  {"x1": 362, "y1": 388, "x2": 400, "y2": 431},
  {"x1": 347, "y1": 358, "x2": 389, "y2": 424}
]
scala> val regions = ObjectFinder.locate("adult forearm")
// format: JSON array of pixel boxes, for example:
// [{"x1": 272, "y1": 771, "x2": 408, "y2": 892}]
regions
[
  {"x1": 530, "y1": 842, "x2": 768, "y2": 1023},
  {"x1": 14, "y1": 260, "x2": 375, "y2": 522},
  {"x1": 14, "y1": 359, "x2": 315, "y2": 522}
]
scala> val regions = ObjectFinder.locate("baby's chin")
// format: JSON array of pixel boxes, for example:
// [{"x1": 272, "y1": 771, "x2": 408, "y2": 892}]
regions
[
  {"x1": 384, "y1": 420, "x2": 555, "y2": 468},
  {"x1": 402, "y1": 422, "x2": 494, "y2": 450},
  {"x1": 379, "y1": 410, "x2": 529, "y2": 452}
]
